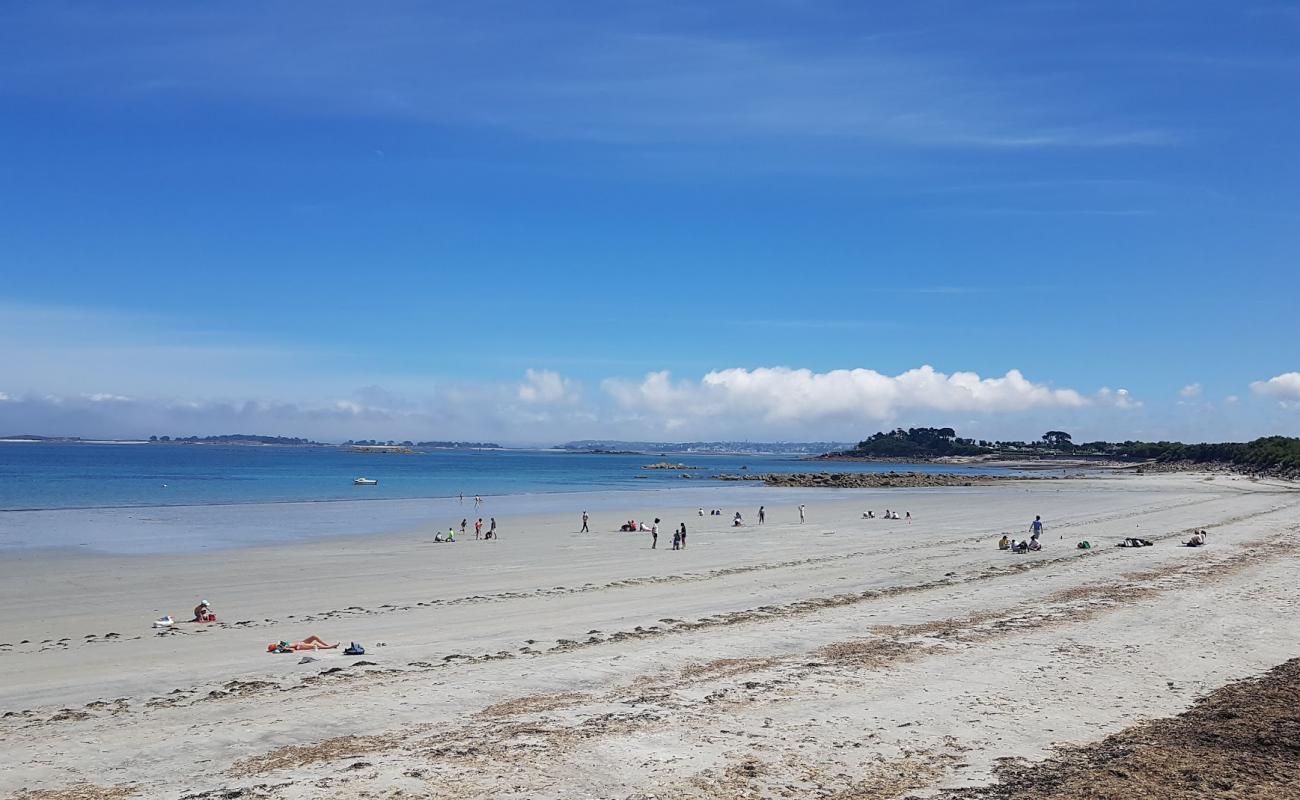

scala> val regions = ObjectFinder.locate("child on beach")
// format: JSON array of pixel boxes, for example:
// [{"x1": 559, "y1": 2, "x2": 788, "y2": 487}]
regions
[
  {"x1": 998, "y1": 535, "x2": 1010, "y2": 550},
  {"x1": 192, "y1": 600, "x2": 215, "y2": 622},
  {"x1": 475, "y1": 518, "x2": 483, "y2": 539},
  {"x1": 672, "y1": 529, "x2": 681, "y2": 550}
]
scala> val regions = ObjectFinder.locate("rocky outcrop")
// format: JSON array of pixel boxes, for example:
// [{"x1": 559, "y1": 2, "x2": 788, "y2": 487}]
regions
[
  {"x1": 641, "y1": 463, "x2": 702, "y2": 470},
  {"x1": 715, "y1": 471, "x2": 1017, "y2": 488}
]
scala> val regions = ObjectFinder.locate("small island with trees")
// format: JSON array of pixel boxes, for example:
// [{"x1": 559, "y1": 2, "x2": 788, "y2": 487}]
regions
[{"x1": 819, "y1": 427, "x2": 1300, "y2": 479}]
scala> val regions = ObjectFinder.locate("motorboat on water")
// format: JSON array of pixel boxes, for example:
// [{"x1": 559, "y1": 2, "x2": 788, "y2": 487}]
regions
[{"x1": 353, "y1": 477, "x2": 379, "y2": 486}]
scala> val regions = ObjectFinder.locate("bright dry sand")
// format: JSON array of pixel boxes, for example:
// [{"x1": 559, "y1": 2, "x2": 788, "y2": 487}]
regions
[{"x1": 1, "y1": 473, "x2": 1299, "y2": 798}]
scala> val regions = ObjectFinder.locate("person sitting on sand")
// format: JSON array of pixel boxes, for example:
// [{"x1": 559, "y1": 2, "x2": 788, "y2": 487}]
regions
[
  {"x1": 1013, "y1": 539, "x2": 1029, "y2": 554},
  {"x1": 733, "y1": 511, "x2": 743, "y2": 527},
  {"x1": 434, "y1": 531, "x2": 444, "y2": 542},
  {"x1": 192, "y1": 599, "x2": 215, "y2": 622},
  {"x1": 863, "y1": 510, "x2": 874, "y2": 519},
  {"x1": 267, "y1": 635, "x2": 338, "y2": 653},
  {"x1": 998, "y1": 535, "x2": 1010, "y2": 550},
  {"x1": 1027, "y1": 537, "x2": 1042, "y2": 552},
  {"x1": 446, "y1": 527, "x2": 456, "y2": 542},
  {"x1": 1184, "y1": 530, "x2": 1207, "y2": 547}
]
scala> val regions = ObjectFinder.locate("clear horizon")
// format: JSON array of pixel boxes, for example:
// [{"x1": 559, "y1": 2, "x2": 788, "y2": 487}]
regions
[{"x1": 2, "y1": 2, "x2": 1297, "y2": 444}]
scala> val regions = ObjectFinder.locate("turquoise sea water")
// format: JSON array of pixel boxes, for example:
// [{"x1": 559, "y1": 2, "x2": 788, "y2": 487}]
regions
[
  {"x1": 0, "y1": 443, "x2": 1027, "y2": 554},
  {"x1": 0, "y1": 442, "x2": 1015, "y2": 512}
]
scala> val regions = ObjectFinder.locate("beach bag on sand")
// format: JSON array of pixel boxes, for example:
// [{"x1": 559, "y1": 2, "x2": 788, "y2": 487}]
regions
[{"x1": 344, "y1": 642, "x2": 365, "y2": 656}]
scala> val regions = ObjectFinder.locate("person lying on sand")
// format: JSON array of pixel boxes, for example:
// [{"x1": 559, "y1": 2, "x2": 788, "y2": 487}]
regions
[
  {"x1": 267, "y1": 636, "x2": 338, "y2": 653},
  {"x1": 863, "y1": 510, "x2": 875, "y2": 519},
  {"x1": 1117, "y1": 537, "x2": 1155, "y2": 548}
]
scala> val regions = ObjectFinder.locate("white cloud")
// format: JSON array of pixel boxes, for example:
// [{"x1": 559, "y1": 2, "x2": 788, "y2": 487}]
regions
[
  {"x1": 603, "y1": 366, "x2": 1097, "y2": 430},
  {"x1": 517, "y1": 369, "x2": 581, "y2": 405},
  {"x1": 1251, "y1": 372, "x2": 1300, "y2": 404},
  {"x1": 1179, "y1": 383, "x2": 1202, "y2": 398},
  {"x1": 1095, "y1": 387, "x2": 1142, "y2": 410}
]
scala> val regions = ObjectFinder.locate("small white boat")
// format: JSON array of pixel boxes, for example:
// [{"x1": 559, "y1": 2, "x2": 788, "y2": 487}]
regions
[{"x1": 353, "y1": 477, "x2": 379, "y2": 486}]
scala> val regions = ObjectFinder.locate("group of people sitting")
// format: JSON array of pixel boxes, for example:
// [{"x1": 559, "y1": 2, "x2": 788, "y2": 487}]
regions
[
  {"x1": 998, "y1": 533, "x2": 1042, "y2": 553},
  {"x1": 1184, "y1": 530, "x2": 1209, "y2": 547},
  {"x1": 434, "y1": 526, "x2": 496, "y2": 542},
  {"x1": 698, "y1": 508, "x2": 725, "y2": 516},
  {"x1": 862, "y1": 510, "x2": 905, "y2": 520},
  {"x1": 619, "y1": 519, "x2": 651, "y2": 532}
]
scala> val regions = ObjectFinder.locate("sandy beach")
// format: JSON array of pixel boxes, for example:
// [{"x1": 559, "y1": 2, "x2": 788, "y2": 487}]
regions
[{"x1": 3, "y1": 472, "x2": 1299, "y2": 799}]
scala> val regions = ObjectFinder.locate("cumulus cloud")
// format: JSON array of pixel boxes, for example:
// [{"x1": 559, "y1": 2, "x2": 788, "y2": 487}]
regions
[
  {"x1": 1250, "y1": 373, "x2": 1300, "y2": 407},
  {"x1": 517, "y1": 369, "x2": 581, "y2": 405},
  {"x1": 0, "y1": 364, "x2": 1157, "y2": 443},
  {"x1": 1095, "y1": 387, "x2": 1142, "y2": 410},
  {"x1": 603, "y1": 366, "x2": 1101, "y2": 431},
  {"x1": 1179, "y1": 383, "x2": 1202, "y2": 399}
]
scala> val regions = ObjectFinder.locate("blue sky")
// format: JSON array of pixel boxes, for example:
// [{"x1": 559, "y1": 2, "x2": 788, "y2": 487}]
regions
[{"x1": 1, "y1": 1, "x2": 1298, "y2": 443}]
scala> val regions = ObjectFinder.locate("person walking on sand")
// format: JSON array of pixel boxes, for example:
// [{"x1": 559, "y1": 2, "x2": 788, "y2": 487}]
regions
[
  {"x1": 758, "y1": 506, "x2": 765, "y2": 524},
  {"x1": 1030, "y1": 515, "x2": 1044, "y2": 538},
  {"x1": 581, "y1": 511, "x2": 589, "y2": 533},
  {"x1": 475, "y1": 518, "x2": 483, "y2": 539},
  {"x1": 798, "y1": 504, "x2": 806, "y2": 523},
  {"x1": 459, "y1": 492, "x2": 464, "y2": 505},
  {"x1": 651, "y1": 519, "x2": 659, "y2": 549},
  {"x1": 475, "y1": 495, "x2": 482, "y2": 508},
  {"x1": 461, "y1": 518, "x2": 468, "y2": 538}
]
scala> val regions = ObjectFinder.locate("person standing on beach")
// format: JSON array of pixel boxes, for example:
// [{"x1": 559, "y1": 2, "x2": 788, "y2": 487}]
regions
[
  {"x1": 651, "y1": 519, "x2": 659, "y2": 549},
  {"x1": 758, "y1": 506, "x2": 765, "y2": 524},
  {"x1": 475, "y1": 518, "x2": 483, "y2": 539},
  {"x1": 798, "y1": 504, "x2": 806, "y2": 523},
  {"x1": 581, "y1": 511, "x2": 589, "y2": 533},
  {"x1": 1030, "y1": 515, "x2": 1044, "y2": 538},
  {"x1": 490, "y1": 517, "x2": 497, "y2": 539},
  {"x1": 680, "y1": 522, "x2": 687, "y2": 549},
  {"x1": 460, "y1": 518, "x2": 468, "y2": 538},
  {"x1": 459, "y1": 492, "x2": 464, "y2": 505},
  {"x1": 475, "y1": 495, "x2": 482, "y2": 508}
]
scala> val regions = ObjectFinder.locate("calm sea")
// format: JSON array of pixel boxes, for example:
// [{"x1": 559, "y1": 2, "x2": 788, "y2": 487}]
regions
[{"x1": 0, "y1": 442, "x2": 1013, "y2": 512}]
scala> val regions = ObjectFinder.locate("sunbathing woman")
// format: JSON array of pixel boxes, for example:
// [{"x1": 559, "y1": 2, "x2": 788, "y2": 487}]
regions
[{"x1": 268, "y1": 635, "x2": 339, "y2": 653}]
